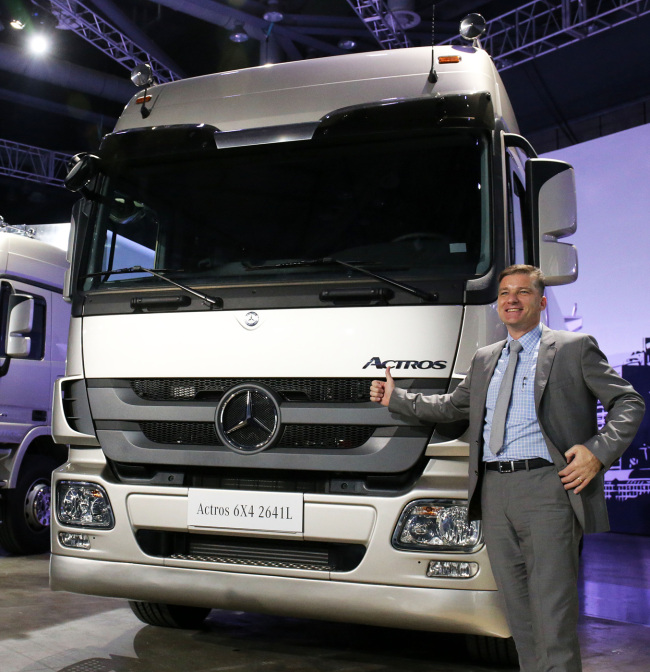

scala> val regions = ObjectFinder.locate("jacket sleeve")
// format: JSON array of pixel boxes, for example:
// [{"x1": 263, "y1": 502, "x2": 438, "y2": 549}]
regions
[
  {"x1": 580, "y1": 336, "x2": 646, "y2": 469},
  {"x1": 387, "y1": 357, "x2": 474, "y2": 424}
]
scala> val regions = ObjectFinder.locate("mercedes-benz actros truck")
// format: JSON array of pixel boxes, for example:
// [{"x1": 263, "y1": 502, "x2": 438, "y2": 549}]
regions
[
  {"x1": 0, "y1": 220, "x2": 70, "y2": 554},
  {"x1": 50, "y1": 19, "x2": 578, "y2": 665}
]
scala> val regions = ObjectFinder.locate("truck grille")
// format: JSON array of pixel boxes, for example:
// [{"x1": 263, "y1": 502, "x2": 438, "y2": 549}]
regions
[
  {"x1": 136, "y1": 530, "x2": 365, "y2": 572},
  {"x1": 131, "y1": 377, "x2": 372, "y2": 403},
  {"x1": 139, "y1": 421, "x2": 375, "y2": 449}
]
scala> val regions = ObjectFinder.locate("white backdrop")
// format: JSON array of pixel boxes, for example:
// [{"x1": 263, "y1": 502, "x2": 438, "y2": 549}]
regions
[{"x1": 544, "y1": 123, "x2": 650, "y2": 368}]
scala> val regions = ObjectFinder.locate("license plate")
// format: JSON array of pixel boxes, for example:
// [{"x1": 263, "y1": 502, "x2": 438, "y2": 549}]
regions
[{"x1": 187, "y1": 489, "x2": 303, "y2": 533}]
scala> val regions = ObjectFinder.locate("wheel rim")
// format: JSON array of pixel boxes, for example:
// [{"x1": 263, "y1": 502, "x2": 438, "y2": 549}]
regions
[{"x1": 24, "y1": 480, "x2": 51, "y2": 531}]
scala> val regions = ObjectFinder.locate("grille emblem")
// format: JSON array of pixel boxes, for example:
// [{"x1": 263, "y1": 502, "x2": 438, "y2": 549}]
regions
[
  {"x1": 244, "y1": 311, "x2": 259, "y2": 327},
  {"x1": 215, "y1": 384, "x2": 280, "y2": 453}
]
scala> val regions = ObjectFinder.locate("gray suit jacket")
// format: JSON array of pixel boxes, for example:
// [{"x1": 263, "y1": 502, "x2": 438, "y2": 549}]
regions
[{"x1": 389, "y1": 324, "x2": 646, "y2": 533}]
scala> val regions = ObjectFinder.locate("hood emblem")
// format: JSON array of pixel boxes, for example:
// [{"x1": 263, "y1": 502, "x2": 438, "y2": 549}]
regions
[
  {"x1": 244, "y1": 311, "x2": 260, "y2": 327},
  {"x1": 215, "y1": 383, "x2": 281, "y2": 454}
]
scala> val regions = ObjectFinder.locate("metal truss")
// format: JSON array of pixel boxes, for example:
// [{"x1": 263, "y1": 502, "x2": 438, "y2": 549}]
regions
[
  {"x1": 441, "y1": 0, "x2": 650, "y2": 71},
  {"x1": 33, "y1": 0, "x2": 181, "y2": 82},
  {"x1": 344, "y1": 0, "x2": 412, "y2": 49},
  {"x1": 0, "y1": 139, "x2": 72, "y2": 188}
]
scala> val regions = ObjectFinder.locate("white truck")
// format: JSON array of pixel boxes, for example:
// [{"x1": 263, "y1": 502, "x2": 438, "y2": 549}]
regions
[
  {"x1": 0, "y1": 220, "x2": 70, "y2": 554},
  {"x1": 50, "y1": 19, "x2": 578, "y2": 665}
]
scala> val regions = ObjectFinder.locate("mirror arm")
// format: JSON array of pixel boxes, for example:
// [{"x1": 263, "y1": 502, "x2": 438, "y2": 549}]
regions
[{"x1": 504, "y1": 133, "x2": 538, "y2": 159}]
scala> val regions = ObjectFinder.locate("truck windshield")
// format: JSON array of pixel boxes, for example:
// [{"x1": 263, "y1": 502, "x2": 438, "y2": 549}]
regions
[{"x1": 81, "y1": 130, "x2": 490, "y2": 294}]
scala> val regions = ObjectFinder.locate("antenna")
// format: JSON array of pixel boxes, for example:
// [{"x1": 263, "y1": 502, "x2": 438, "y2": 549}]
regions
[{"x1": 428, "y1": 4, "x2": 438, "y2": 84}]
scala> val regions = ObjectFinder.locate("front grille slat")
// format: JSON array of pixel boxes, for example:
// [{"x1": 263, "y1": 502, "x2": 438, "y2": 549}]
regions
[
  {"x1": 140, "y1": 421, "x2": 219, "y2": 445},
  {"x1": 190, "y1": 540, "x2": 329, "y2": 564},
  {"x1": 132, "y1": 378, "x2": 372, "y2": 403},
  {"x1": 137, "y1": 530, "x2": 365, "y2": 572},
  {"x1": 281, "y1": 425, "x2": 375, "y2": 448},
  {"x1": 169, "y1": 554, "x2": 332, "y2": 571},
  {"x1": 139, "y1": 421, "x2": 375, "y2": 449}
]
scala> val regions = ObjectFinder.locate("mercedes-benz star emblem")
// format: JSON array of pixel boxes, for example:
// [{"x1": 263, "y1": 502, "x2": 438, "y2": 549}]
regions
[
  {"x1": 215, "y1": 383, "x2": 281, "y2": 454},
  {"x1": 244, "y1": 311, "x2": 259, "y2": 327}
]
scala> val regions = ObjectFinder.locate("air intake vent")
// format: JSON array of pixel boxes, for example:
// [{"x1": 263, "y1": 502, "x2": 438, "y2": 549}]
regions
[
  {"x1": 139, "y1": 422, "x2": 375, "y2": 449},
  {"x1": 136, "y1": 530, "x2": 365, "y2": 572},
  {"x1": 131, "y1": 377, "x2": 372, "y2": 403}
]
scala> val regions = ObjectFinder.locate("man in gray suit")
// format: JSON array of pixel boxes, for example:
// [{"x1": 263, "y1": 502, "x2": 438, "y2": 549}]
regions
[{"x1": 370, "y1": 264, "x2": 645, "y2": 672}]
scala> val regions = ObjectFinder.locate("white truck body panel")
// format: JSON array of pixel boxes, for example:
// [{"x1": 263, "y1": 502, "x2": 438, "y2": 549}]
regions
[
  {"x1": 0, "y1": 234, "x2": 68, "y2": 288},
  {"x1": 116, "y1": 46, "x2": 518, "y2": 134},
  {"x1": 81, "y1": 306, "x2": 462, "y2": 378}
]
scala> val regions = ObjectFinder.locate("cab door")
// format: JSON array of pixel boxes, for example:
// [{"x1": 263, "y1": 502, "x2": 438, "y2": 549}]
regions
[{"x1": 0, "y1": 280, "x2": 52, "y2": 443}]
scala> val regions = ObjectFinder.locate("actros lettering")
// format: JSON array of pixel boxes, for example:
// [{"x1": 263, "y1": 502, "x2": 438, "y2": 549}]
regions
[
  {"x1": 196, "y1": 503, "x2": 230, "y2": 516},
  {"x1": 363, "y1": 357, "x2": 447, "y2": 370}
]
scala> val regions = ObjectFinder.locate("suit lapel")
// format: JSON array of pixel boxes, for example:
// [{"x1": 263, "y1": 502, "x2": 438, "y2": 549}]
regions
[
  {"x1": 535, "y1": 324, "x2": 557, "y2": 410},
  {"x1": 476, "y1": 340, "x2": 505, "y2": 414}
]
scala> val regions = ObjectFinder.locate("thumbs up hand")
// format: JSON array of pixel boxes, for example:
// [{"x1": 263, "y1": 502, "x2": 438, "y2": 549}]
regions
[{"x1": 369, "y1": 366, "x2": 395, "y2": 407}]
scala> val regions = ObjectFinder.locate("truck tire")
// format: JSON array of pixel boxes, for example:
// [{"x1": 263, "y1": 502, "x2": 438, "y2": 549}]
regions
[
  {"x1": 129, "y1": 601, "x2": 212, "y2": 629},
  {"x1": 0, "y1": 456, "x2": 59, "y2": 555},
  {"x1": 465, "y1": 634, "x2": 518, "y2": 667}
]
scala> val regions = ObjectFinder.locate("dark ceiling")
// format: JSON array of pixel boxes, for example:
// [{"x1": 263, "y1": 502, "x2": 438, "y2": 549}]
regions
[{"x1": 1, "y1": 0, "x2": 649, "y2": 224}]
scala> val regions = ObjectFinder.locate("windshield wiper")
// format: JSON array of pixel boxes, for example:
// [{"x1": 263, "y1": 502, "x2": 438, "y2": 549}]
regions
[
  {"x1": 244, "y1": 258, "x2": 438, "y2": 303},
  {"x1": 82, "y1": 266, "x2": 223, "y2": 309}
]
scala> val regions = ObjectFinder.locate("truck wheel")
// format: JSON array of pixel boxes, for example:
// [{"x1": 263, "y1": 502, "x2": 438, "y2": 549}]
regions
[
  {"x1": 465, "y1": 634, "x2": 518, "y2": 667},
  {"x1": 0, "y1": 456, "x2": 59, "y2": 555},
  {"x1": 129, "y1": 601, "x2": 211, "y2": 628}
]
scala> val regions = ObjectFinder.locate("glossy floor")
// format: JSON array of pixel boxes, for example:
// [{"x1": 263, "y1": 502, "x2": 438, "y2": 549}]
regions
[{"x1": 1, "y1": 532, "x2": 648, "y2": 672}]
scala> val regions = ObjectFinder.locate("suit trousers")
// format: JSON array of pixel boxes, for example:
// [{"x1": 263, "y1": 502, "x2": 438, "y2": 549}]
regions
[{"x1": 481, "y1": 464, "x2": 583, "y2": 672}]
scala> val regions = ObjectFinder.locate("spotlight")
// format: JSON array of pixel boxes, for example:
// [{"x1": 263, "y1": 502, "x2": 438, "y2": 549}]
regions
[
  {"x1": 28, "y1": 33, "x2": 51, "y2": 55},
  {"x1": 263, "y1": 1, "x2": 284, "y2": 23},
  {"x1": 338, "y1": 38, "x2": 357, "y2": 50},
  {"x1": 386, "y1": 0, "x2": 421, "y2": 31},
  {"x1": 229, "y1": 23, "x2": 248, "y2": 43},
  {"x1": 10, "y1": 19, "x2": 26, "y2": 30}
]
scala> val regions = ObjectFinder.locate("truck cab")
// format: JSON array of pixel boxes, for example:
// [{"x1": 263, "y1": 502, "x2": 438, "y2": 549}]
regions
[{"x1": 0, "y1": 221, "x2": 70, "y2": 554}]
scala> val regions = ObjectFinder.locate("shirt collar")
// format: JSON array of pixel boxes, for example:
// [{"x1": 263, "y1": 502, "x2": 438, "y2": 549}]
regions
[{"x1": 507, "y1": 323, "x2": 542, "y2": 352}]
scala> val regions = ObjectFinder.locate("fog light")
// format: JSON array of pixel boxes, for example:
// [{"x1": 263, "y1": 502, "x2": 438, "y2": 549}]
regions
[
  {"x1": 392, "y1": 500, "x2": 481, "y2": 551},
  {"x1": 56, "y1": 481, "x2": 114, "y2": 529},
  {"x1": 427, "y1": 561, "x2": 479, "y2": 578},
  {"x1": 59, "y1": 532, "x2": 91, "y2": 549}
]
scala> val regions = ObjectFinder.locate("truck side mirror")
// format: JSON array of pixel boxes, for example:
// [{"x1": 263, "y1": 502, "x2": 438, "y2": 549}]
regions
[
  {"x1": 65, "y1": 153, "x2": 101, "y2": 194},
  {"x1": 526, "y1": 158, "x2": 578, "y2": 286},
  {"x1": 6, "y1": 294, "x2": 35, "y2": 358}
]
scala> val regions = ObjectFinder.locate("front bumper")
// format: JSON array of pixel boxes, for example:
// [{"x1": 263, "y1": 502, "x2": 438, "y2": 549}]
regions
[{"x1": 50, "y1": 553, "x2": 510, "y2": 637}]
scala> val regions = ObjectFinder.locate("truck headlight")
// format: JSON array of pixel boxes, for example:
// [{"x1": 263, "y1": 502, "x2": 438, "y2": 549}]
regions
[
  {"x1": 56, "y1": 481, "x2": 115, "y2": 529},
  {"x1": 392, "y1": 500, "x2": 481, "y2": 551}
]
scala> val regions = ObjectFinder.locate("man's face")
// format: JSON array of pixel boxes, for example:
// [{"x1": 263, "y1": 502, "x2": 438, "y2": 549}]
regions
[{"x1": 497, "y1": 272, "x2": 547, "y2": 338}]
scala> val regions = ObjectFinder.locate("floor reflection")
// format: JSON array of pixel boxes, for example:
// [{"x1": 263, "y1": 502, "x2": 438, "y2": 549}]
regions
[
  {"x1": 1, "y1": 532, "x2": 649, "y2": 672},
  {"x1": 15, "y1": 610, "x2": 491, "y2": 672},
  {"x1": 579, "y1": 532, "x2": 650, "y2": 626}
]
